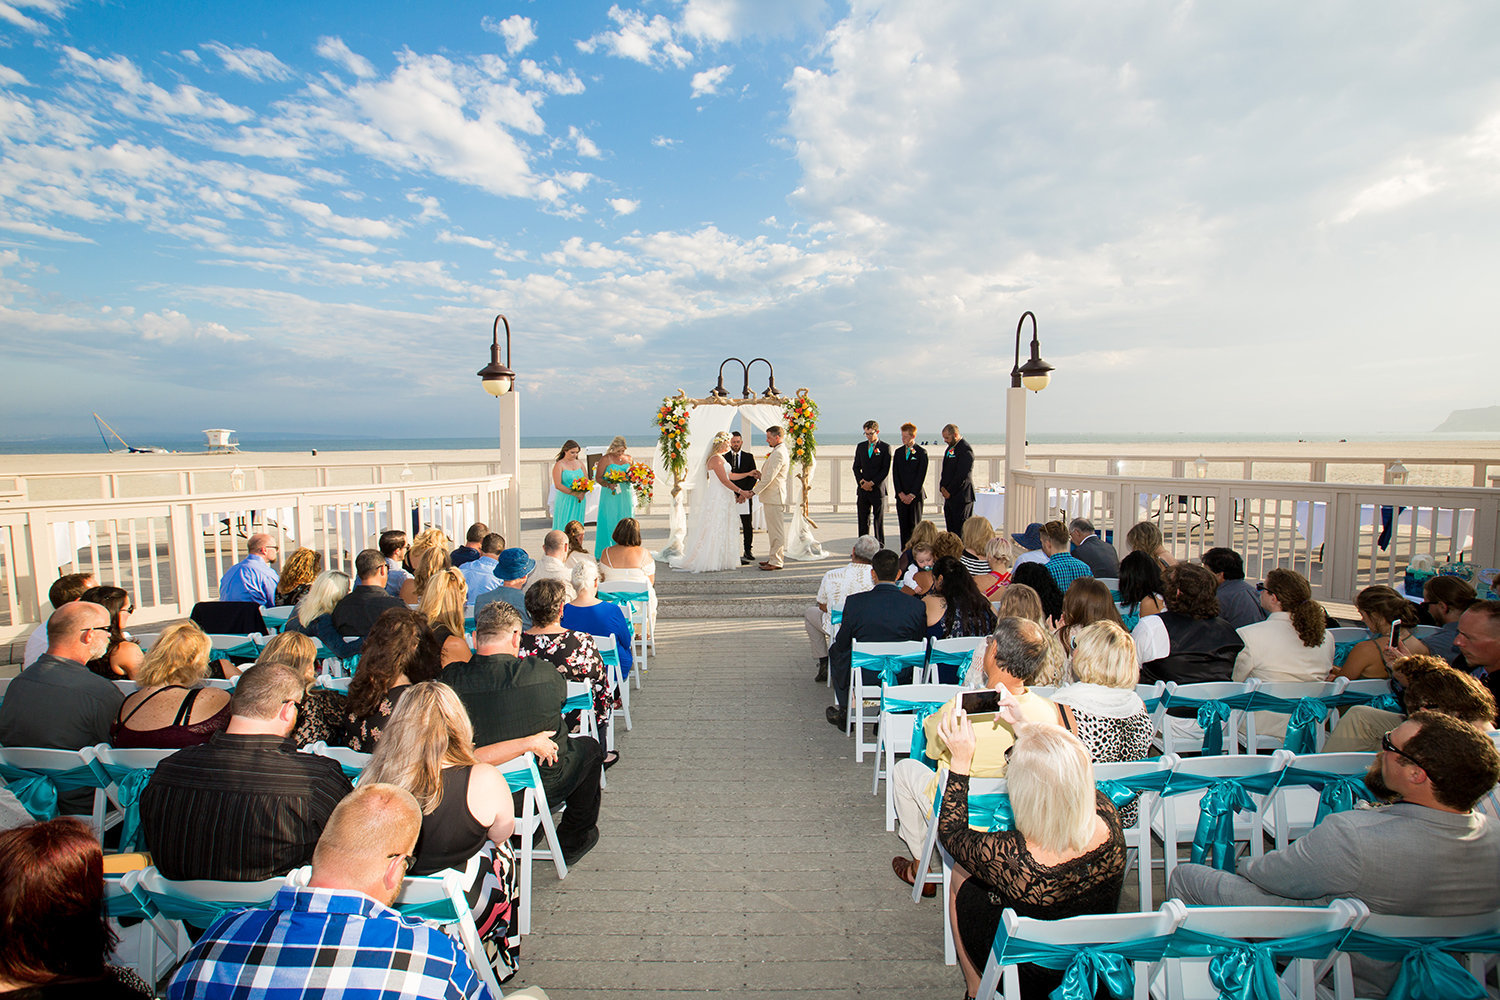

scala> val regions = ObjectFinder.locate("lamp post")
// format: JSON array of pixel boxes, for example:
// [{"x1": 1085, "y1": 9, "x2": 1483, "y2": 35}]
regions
[
  {"x1": 477, "y1": 314, "x2": 521, "y2": 538},
  {"x1": 1003, "y1": 311, "x2": 1055, "y2": 536}
]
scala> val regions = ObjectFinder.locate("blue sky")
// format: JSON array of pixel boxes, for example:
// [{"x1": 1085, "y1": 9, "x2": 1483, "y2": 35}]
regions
[{"x1": 2, "y1": 0, "x2": 1499, "y2": 445}]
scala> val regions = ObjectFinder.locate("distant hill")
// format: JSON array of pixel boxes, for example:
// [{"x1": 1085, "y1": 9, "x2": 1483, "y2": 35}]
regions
[{"x1": 1434, "y1": 406, "x2": 1500, "y2": 432}]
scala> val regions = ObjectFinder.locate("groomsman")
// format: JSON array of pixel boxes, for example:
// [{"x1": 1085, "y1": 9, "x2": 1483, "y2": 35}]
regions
[
  {"x1": 939, "y1": 423, "x2": 974, "y2": 533},
  {"x1": 891, "y1": 422, "x2": 928, "y2": 549},
  {"x1": 851, "y1": 420, "x2": 892, "y2": 546},
  {"x1": 725, "y1": 431, "x2": 758, "y2": 565}
]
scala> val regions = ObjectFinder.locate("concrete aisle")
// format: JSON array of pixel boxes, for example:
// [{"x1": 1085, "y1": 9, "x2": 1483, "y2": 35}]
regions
[{"x1": 503, "y1": 617, "x2": 958, "y2": 999}]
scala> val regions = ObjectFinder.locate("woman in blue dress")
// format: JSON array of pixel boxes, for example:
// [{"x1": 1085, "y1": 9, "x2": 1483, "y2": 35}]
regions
[
  {"x1": 594, "y1": 436, "x2": 635, "y2": 558},
  {"x1": 551, "y1": 439, "x2": 587, "y2": 533}
]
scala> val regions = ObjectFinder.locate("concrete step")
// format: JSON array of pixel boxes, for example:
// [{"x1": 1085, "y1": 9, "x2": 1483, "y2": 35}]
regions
[{"x1": 657, "y1": 594, "x2": 810, "y2": 619}]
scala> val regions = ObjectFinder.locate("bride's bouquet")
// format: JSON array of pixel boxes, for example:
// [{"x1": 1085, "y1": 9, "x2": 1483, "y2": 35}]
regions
[
  {"x1": 568, "y1": 476, "x2": 594, "y2": 496},
  {"x1": 627, "y1": 462, "x2": 655, "y2": 505},
  {"x1": 602, "y1": 466, "x2": 628, "y2": 494}
]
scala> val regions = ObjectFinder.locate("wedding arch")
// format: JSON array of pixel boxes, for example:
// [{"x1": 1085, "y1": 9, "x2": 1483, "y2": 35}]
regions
[{"x1": 653, "y1": 361, "x2": 826, "y2": 562}]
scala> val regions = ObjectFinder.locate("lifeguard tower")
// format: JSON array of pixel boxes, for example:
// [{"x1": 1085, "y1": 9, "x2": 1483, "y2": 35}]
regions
[{"x1": 202, "y1": 428, "x2": 239, "y2": 453}]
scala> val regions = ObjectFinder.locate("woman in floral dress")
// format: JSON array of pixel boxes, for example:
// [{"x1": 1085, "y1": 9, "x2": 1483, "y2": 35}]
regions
[{"x1": 520, "y1": 579, "x2": 614, "y2": 766}]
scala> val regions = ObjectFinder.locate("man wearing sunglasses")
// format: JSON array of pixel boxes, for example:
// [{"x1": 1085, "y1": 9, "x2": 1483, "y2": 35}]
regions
[{"x1": 1168, "y1": 711, "x2": 1500, "y2": 998}]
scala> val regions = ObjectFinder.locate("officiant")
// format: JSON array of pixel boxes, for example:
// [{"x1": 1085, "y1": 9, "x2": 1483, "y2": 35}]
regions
[{"x1": 726, "y1": 430, "x2": 758, "y2": 566}]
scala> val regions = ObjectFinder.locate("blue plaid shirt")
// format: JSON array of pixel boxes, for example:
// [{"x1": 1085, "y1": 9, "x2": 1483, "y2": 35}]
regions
[
  {"x1": 1046, "y1": 551, "x2": 1093, "y2": 593},
  {"x1": 167, "y1": 886, "x2": 493, "y2": 1000}
]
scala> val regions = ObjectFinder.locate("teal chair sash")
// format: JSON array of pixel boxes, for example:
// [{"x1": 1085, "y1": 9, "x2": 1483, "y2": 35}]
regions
[
  {"x1": 396, "y1": 894, "x2": 463, "y2": 923},
  {"x1": 964, "y1": 791, "x2": 1014, "y2": 833},
  {"x1": 1332, "y1": 640, "x2": 1363, "y2": 667},
  {"x1": 104, "y1": 875, "x2": 154, "y2": 920},
  {"x1": 599, "y1": 590, "x2": 649, "y2": 616},
  {"x1": 96, "y1": 763, "x2": 153, "y2": 852},
  {"x1": 501, "y1": 764, "x2": 538, "y2": 791},
  {"x1": 926, "y1": 645, "x2": 977, "y2": 674},
  {"x1": 261, "y1": 609, "x2": 292, "y2": 631},
  {"x1": 1095, "y1": 768, "x2": 1174, "y2": 815},
  {"x1": 1368, "y1": 693, "x2": 1402, "y2": 714},
  {"x1": 1154, "y1": 770, "x2": 1284, "y2": 871},
  {"x1": 211, "y1": 639, "x2": 261, "y2": 660},
  {"x1": 1338, "y1": 929, "x2": 1499, "y2": 1000},
  {"x1": 0, "y1": 761, "x2": 104, "y2": 821},
  {"x1": 145, "y1": 889, "x2": 264, "y2": 927},
  {"x1": 1240, "y1": 695, "x2": 1330, "y2": 754},
  {"x1": 563, "y1": 690, "x2": 592, "y2": 713},
  {"x1": 1279, "y1": 766, "x2": 1378, "y2": 824},
  {"x1": 850, "y1": 648, "x2": 927, "y2": 687},
  {"x1": 1166, "y1": 926, "x2": 1352, "y2": 1000},
  {"x1": 1190, "y1": 701, "x2": 1234, "y2": 755},
  {"x1": 881, "y1": 694, "x2": 946, "y2": 762},
  {"x1": 989, "y1": 930, "x2": 1176, "y2": 1000},
  {"x1": 597, "y1": 645, "x2": 621, "y2": 669}
]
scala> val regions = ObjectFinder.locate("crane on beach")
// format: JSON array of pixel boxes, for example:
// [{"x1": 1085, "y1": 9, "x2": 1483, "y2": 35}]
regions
[{"x1": 91, "y1": 412, "x2": 170, "y2": 454}]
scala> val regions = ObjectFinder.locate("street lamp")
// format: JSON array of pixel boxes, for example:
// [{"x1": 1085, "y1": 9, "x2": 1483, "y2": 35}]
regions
[
  {"x1": 1004, "y1": 311, "x2": 1055, "y2": 537},
  {"x1": 1386, "y1": 460, "x2": 1409, "y2": 486},
  {"x1": 477, "y1": 315, "x2": 515, "y2": 396}
]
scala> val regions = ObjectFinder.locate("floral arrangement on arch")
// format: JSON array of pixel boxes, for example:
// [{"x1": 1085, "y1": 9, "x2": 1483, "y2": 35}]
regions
[
  {"x1": 656, "y1": 395, "x2": 691, "y2": 482},
  {"x1": 781, "y1": 390, "x2": 819, "y2": 470}
]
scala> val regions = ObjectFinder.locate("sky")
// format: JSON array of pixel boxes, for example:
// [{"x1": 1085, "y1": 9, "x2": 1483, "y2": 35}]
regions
[{"x1": 2, "y1": 0, "x2": 1499, "y2": 446}]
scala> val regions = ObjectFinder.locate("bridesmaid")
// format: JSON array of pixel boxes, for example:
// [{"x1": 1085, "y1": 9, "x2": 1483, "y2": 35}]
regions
[
  {"x1": 551, "y1": 439, "x2": 587, "y2": 533},
  {"x1": 594, "y1": 436, "x2": 635, "y2": 558}
]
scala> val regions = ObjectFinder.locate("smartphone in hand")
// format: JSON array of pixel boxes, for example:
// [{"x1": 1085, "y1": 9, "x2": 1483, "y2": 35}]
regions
[
  {"x1": 1388, "y1": 619, "x2": 1402, "y2": 649},
  {"x1": 961, "y1": 690, "x2": 1001, "y2": 714}
]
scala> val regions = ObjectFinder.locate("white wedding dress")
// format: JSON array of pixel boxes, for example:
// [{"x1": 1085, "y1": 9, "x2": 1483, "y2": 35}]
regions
[{"x1": 669, "y1": 456, "x2": 740, "y2": 573}]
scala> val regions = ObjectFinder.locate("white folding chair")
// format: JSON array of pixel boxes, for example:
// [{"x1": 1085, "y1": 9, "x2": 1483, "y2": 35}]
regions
[
  {"x1": 299, "y1": 741, "x2": 371, "y2": 783},
  {"x1": 926, "y1": 635, "x2": 986, "y2": 684},
  {"x1": 1154, "y1": 680, "x2": 1256, "y2": 757},
  {"x1": 0, "y1": 745, "x2": 115, "y2": 832},
  {"x1": 496, "y1": 752, "x2": 569, "y2": 935},
  {"x1": 590, "y1": 633, "x2": 631, "y2": 738},
  {"x1": 92, "y1": 744, "x2": 177, "y2": 852},
  {"x1": 203, "y1": 633, "x2": 264, "y2": 661},
  {"x1": 1263, "y1": 750, "x2": 1377, "y2": 850},
  {"x1": 1152, "y1": 752, "x2": 1282, "y2": 884},
  {"x1": 1095, "y1": 755, "x2": 1177, "y2": 913},
  {"x1": 1337, "y1": 905, "x2": 1500, "y2": 998},
  {"x1": 135, "y1": 866, "x2": 289, "y2": 962},
  {"x1": 314, "y1": 672, "x2": 352, "y2": 693},
  {"x1": 930, "y1": 774, "x2": 1009, "y2": 965},
  {"x1": 597, "y1": 584, "x2": 650, "y2": 686},
  {"x1": 848, "y1": 639, "x2": 927, "y2": 761},
  {"x1": 107, "y1": 869, "x2": 190, "y2": 985},
  {"x1": 873, "y1": 683, "x2": 960, "y2": 831},
  {"x1": 1164, "y1": 900, "x2": 1362, "y2": 1000},
  {"x1": 1242, "y1": 680, "x2": 1345, "y2": 753},
  {"x1": 975, "y1": 902, "x2": 1186, "y2": 1000}
]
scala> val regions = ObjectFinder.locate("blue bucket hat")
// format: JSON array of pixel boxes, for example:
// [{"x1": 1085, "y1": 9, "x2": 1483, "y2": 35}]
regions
[
  {"x1": 493, "y1": 547, "x2": 536, "y2": 581},
  {"x1": 1010, "y1": 522, "x2": 1044, "y2": 551}
]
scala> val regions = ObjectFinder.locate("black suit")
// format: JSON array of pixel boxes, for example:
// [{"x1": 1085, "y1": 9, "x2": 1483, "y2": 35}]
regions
[
  {"x1": 851, "y1": 439, "x2": 892, "y2": 544},
  {"x1": 940, "y1": 438, "x2": 975, "y2": 533},
  {"x1": 829, "y1": 582, "x2": 927, "y2": 708},
  {"x1": 725, "y1": 447, "x2": 757, "y2": 559},
  {"x1": 890, "y1": 443, "x2": 929, "y2": 548}
]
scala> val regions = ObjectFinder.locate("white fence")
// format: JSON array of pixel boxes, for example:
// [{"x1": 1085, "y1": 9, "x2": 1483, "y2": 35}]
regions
[
  {"x1": 1009, "y1": 470, "x2": 1499, "y2": 606},
  {"x1": 0, "y1": 475, "x2": 512, "y2": 641}
]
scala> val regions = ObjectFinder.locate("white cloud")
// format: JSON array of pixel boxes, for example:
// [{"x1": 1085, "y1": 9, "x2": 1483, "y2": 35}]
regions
[
  {"x1": 0, "y1": 64, "x2": 29, "y2": 87},
  {"x1": 569, "y1": 125, "x2": 601, "y2": 158},
  {"x1": 436, "y1": 230, "x2": 497, "y2": 250},
  {"x1": 690, "y1": 63, "x2": 732, "y2": 98},
  {"x1": 608, "y1": 197, "x2": 639, "y2": 215},
  {"x1": 287, "y1": 199, "x2": 399, "y2": 239},
  {"x1": 406, "y1": 191, "x2": 446, "y2": 222},
  {"x1": 61, "y1": 47, "x2": 254, "y2": 123},
  {"x1": 544, "y1": 235, "x2": 633, "y2": 269},
  {"x1": 679, "y1": 0, "x2": 828, "y2": 43},
  {"x1": 518, "y1": 59, "x2": 584, "y2": 95},
  {"x1": 139, "y1": 308, "x2": 248, "y2": 342},
  {"x1": 201, "y1": 41, "x2": 292, "y2": 82},
  {"x1": 482, "y1": 14, "x2": 537, "y2": 55},
  {"x1": 651, "y1": 135, "x2": 679, "y2": 147},
  {"x1": 0, "y1": 0, "x2": 62, "y2": 35},
  {"x1": 316, "y1": 236, "x2": 379, "y2": 254},
  {"x1": 577, "y1": 5, "x2": 692, "y2": 68},
  {"x1": 315, "y1": 36, "x2": 376, "y2": 79},
  {"x1": 0, "y1": 217, "x2": 94, "y2": 242}
]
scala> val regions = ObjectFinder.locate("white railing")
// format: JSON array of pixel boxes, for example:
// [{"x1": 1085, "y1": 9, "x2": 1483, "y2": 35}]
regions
[
  {"x1": 1009, "y1": 470, "x2": 1499, "y2": 606},
  {"x1": 0, "y1": 474, "x2": 512, "y2": 641}
]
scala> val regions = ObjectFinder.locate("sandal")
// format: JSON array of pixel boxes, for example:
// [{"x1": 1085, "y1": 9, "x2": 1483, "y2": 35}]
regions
[
  {"x1": 601, "y1": 750, "x2": 620, "y2": 770},
  {"x1": 891, "y1": 856, "x2": 937, "y2": 897}
]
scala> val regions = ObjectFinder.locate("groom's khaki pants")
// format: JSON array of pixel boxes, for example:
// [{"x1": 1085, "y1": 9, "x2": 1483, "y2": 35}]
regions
[{"x1": 764, "y1": 502, "x2": 788, "y2": 567}]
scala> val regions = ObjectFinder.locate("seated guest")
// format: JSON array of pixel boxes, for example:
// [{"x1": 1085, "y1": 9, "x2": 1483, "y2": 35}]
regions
[
  {"x1": 921, "y1": 556, "x2": 997, "y2": 674},
  {"x1": 380, "y1": 528, "x2": 413, "y2": 601},
  {"x1": 21, "y1": 571, "x2": 96, "y2": 668},
  {"x1": 941, "y1": 710, "x2": 1125, "y2": 1000},
  {"x1": 283, "y1": 569, "x2": 362, "y2": 658},
  {"x1": 363, "y1": 682, "x2": 522, "y2": 983},
  {"x1": 332, "y1": 549, "x2": 405, "y2": 639},
  {"x1": 1201, "y1": 546, "x2": 1266, "y2": 630},
  {"x1": 995, "y1": 583, "x2": 1067, "y2": 686},
  {"x1": 978, "y1": 537, "x2": 1012, "y2": 597},
  {"x1": 1324, "y1": 655, "x2": 1496, "y2": 752},
  {"x1": 959, "y1": 516, "x2": 995, "y2": 577},
  {"x1": 474, "y1": 547, "x2": 534, "y2": 627},
  {"x1": 1171, "y1": 711, "x2": 1500, "y2": 999},
  {"x1": 1052, "y1": 622, "x2": 1154, "y2": 800},
  {"x1": 1420, "y1": 575, "x2": 1474, "y2": 665},
  {"x1": 420, "y1": 567, "x2": 473, "y2": 667},
  {"x1": 896, "y1": 519, "x2": 939, "y2": 578},
  {"x1": 826, "y1": 549, "x2": 926, "y2": 728},
  {"x1": 900, "y1": 541, "x2": 936, "y2": 597},
  {"x1": 1008, "y1": 522, "x2": 1048, "y2": 569},
  {"x1": 598, "y1": 517, "x2": 659, "y2": 633},
  {"x1": 79, "y1": 584, "x2": 143, "y2": 681},
  {"x1": 890, "y1": 617, "x2": 1062, "y2": 894},
  {"x1": 217, "y1": 533, "x2": 280, "y2": 607},
  {"x1": 273, "y1": 547, "x2": 321, "y2": 607},
  {"x1": 1068, "y1": 517, "x2": 1119, "y2": 578},
  {"x1": 1135, "y1": 563, "x2": 1244, "y2": 683},
  {"x1": 561, "y1": 560, "x2": 633, "y2": 681},
  {"x1": 1234, "y1": 567, "x2": 1333, "y2": 740},
  {"x1": 1039, "y1": 519, "x2": 1092, "y2": 593},
  {"x1": 1116, "y1": 550, "x2": 1165, "y2": 631},
  {"x1": 166, "y1": 783, "x2": 548, "y2": 1000},
  {"x1": 444, "y1": 602, "x2": 604, "y2": 866},
  {"x1": 112, "y1": 622, "x2": 232, "y2": 749},
  {"x1": 803, "y1": 536, "x2": 878, "y2": 683},
  {"x1": 1009, "y1": 562, "x2": 1063, "y2": 621},
  {"x1": 0, "y1": 818, "x2": 152, "y2": 998},
  {"x1": 257, "y1": 631, "x2": 345, "y2": 749},
  {"x1": 1055, "y1": 577, "x2": 1124, "y2": 655},
  {"x1": 140, "y1": 663, "x2": 352, "y2": 881},
  {"x1": 1329, "y1": 585, "x2": 1428, "y2": 681},
  {"x1": 451, "y1": 522, "x2": 487, "y2": 568},
  {"x1": 342, "y1": 608, "x2": 442, "y2": 753},
  {"x1": 1126, "y1": 520, "x2": 1176, "y2": 569},
  {"x1": 407, "y1": 543, "x2": 451, "y2": 606},
  {"x1": 563, "y1": 520, "x2": 593, "y2": 572},
  {"x1": 459, "y1": 532, "x2": 505, "y2": 602},
  {"x1": 522, "y1": 580, "x2": 612, "y2": 765},
  {"x1": 524, "y1": 530, "x2": 576, "y2": 600}
]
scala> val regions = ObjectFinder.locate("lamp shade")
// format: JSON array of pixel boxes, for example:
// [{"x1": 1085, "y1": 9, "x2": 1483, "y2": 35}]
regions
[{"x1": 480, "y1": 372, "x2": 513, "y2": 396}]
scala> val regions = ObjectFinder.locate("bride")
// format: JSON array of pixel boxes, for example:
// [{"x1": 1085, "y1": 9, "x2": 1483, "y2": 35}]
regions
[{"x1": 670, "y1": 431, "x2": 750, "y2": 573}]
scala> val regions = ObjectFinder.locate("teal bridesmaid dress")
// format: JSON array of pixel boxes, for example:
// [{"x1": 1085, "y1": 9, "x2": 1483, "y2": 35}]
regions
[
  {"x1": 595, "y1": 462, "x2": 635, "y2": 557},
  {"x1": 554, "y1": 468, "x2": 586, "y2": 531}
]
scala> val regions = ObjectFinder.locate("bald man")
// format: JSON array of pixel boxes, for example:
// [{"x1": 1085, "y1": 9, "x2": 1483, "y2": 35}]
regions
[{"x1": 217, "y1": 532, "x2": 281, "y2": 606}]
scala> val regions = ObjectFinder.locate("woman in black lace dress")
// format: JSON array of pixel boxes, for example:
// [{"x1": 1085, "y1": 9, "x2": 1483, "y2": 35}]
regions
[{"x1": 936, "y1": 700, "x2": 1126, "y2": 1000}]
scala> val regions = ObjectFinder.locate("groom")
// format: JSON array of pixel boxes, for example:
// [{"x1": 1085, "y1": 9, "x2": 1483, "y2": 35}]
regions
[{"x1": 753, "y1": 425, "x2": 790, "y2": 571}]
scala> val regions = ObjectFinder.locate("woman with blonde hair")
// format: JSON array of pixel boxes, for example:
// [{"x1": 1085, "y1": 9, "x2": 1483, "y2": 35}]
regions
[
  {"x1": 274, "y1": 547, "x2": 322, "y2": 607},
  {"x1": 938, "y1": 706, "x2": 1126, "y2": 1000},
  {"x1": 594, "y1": 435, "x2": 635, "y2": 558},
  {"x1": 959, "y1": 516, "x2": 995, "y2": 577},
  {"x1": 551, "y1": 439, "x2": 587, "y2": 533},
  {"x1": 362, "y1": 681, "x2": 522, "y2": 982},
  {"x1": 419, "y1": 566, "x2": 472, "y2": 667},
  {"x1": 1125, "y1": 520, "x2": 1176, "y2": 569},
  {"x1": 407, "y1": 543, "x2": 451, "y2": 606},
  {"x1": 1052, "y1": 621, "x2": 1154, "y2": 797},
  {"x1": 978, "y1": 537, "x2": 1012, "y2": 597},
  {"x1": 111, "y1": 622, "x2": 231, "y2": 748},
  {"x1": 255, "y1": 631, "x2": 346, "y2": 747},
  {"x1": 284, "y1": 569, "x2": 361, "y2": 657}
]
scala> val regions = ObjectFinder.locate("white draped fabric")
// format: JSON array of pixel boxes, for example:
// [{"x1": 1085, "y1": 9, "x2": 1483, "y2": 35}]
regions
[{"x1": 785, "y1": 457, "x2": 827, "y2": 561}]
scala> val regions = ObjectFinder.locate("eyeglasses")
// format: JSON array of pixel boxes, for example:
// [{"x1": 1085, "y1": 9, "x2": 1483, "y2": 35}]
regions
[
  {"x1": 387, "y1": 852, "x2": 416, "y2": 875},
  {"x1": 1255, "y1": 582, "x2": 1266, "y2": 592},
  {"x1": 80, "y1": 625, "x2": 110, "y2": 637},
  {"x1": 1381, "y1": 730, "x2": 1428, "y2": 771}
]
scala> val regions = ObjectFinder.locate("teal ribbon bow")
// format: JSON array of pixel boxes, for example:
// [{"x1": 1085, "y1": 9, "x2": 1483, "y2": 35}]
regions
[
  {"x1": 1332, "y1": 640, "x2": 1362, "y2": 667},
  {"x1": 881, "y1": 694, "x2": 946, "y2": 763},
  {"x1": 1279, "y1": 766, "x2": 1378, "y2": 824},
  {"x1": 96, "y1": 763, "x2": 153, "y2": 852},
  {"x1": 965, "y1": 790, "x2": 1014, "y2": 833},
  {"x1": 926, "y1": 645, "x2": 978, "y2": 677},
  {"x1": 1160, "y1": 770, "x2": 1283, "y2": 872},
  {"x1": 989, "y1": 930, "x2": 1176, "y2": 1000},
  {"x1": 1244, "y1": 695, "x2": 1330, "y2": 754},
  {"x1": 0, "y1": 761, "x2": 104, "y2": 821},
  {"x1": 1193, "y1": 701, "x2": 1233, "y2": 755},
  {"x1": 1095, "y1": 767, "x2": 1173, "y2": 813},
  {"x1": 851, "y1": 648, "x2": 927, "y2": 687},
  {"x1": 1368, "y1": 693, "x2": 1403, "y2": 713},
  {"x1": 211, "y1": 639, "x2": 261, "y2": 660},
  {"x1": 1336, "y1": 930, "x2": 1497, "y2": 1000},
  {"x1": 563, "y1": 690, "x2": 592, "y2": 713},
  {"x1": 1167, "y1": 927, "x2": 1352, "y2": 1000},
  {"x1": 599, "y1": 590, "x2": 649, "y2": 616}
]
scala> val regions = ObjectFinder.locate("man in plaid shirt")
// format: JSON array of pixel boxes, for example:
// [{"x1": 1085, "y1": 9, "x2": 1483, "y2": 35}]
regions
[
  {"x1": 1039, "y1": 520, "x2": 1092, "y2": 594},
  {"x1": 167, "y1": 783, "x2": 547, "y2": 999}
]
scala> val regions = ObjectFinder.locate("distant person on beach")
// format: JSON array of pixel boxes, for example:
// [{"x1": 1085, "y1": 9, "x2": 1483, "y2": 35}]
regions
[
  {"x1": 22, "y1": 571, "x2": 96, "y2": 667},
  {"x1": 217, "y1": 533, "x2": 280, "y2": 607},
  {"x1": 892, "y1": 422, "x2": 929, "y2": 549},
  {"x1": 1201, "y1": 546, "x2": 1266, "y2": 630},
  {"x1": 852, "y1": 419, "x2": 891, "y2": 546},
  {"x1": 451, "y1": 522, "x2": 488, "y2": 568},
  {"x1": 938, "y1": 423, "x2": 975, "y2": 533},
  {"x1": 333, "y1": 549, "x2": 406, "y2": 638}
]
